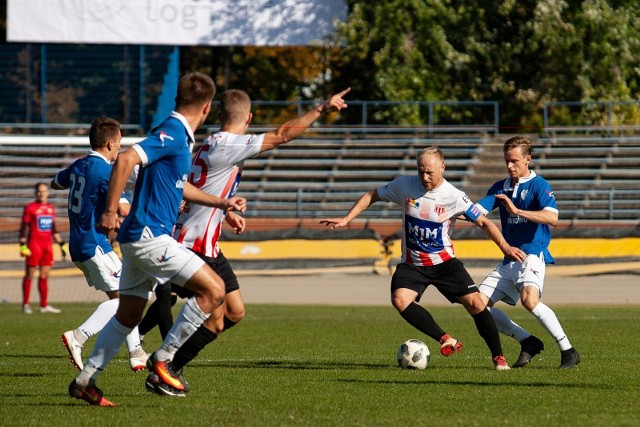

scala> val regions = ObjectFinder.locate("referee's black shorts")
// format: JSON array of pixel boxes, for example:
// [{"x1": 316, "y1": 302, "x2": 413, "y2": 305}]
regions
[
  {"x1": 172, "y1": 251, "x2": 239, "y2": 299},
  {"x1": 390, "y1": 258, "x2": 479, "y2": 304}
]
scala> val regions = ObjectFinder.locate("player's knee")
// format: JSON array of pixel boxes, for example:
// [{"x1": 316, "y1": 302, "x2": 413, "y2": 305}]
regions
[
  {"x1": 226, "y1": 307, "x2": 245, "y2": 323},
  {"x1": 520, "y1": 290, "x2": 540, "y2": 311},
  {"x1": 391, "y1": 294, "x2": 411, "y2": 312},
  {"x1": 459, "y1": 293, "x2": 486, "y2": 315},
  {"x1": 521, "y1": 296, "x2": 538, "y2": 311},
  {"x1": 203, "y1": 316, "x2": 224, "y2": 334},
  {"x1": 201, "y1": 278, "x2": 224, "y2": 307}
]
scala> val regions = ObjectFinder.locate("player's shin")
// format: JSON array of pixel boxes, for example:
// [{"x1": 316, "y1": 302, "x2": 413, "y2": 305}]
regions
[
  {"x1": 400, "y1": 302, "x2": 447, "y2": 342},
  {"x1": 171, "y1": 325, "x2": 218, "y2": 371},
  {"x1": 472, "y1": 308, "x2": 504, "y2": 358},
  {"x1": 155, "y1": 297, "x2": 210, "y2": 361}
]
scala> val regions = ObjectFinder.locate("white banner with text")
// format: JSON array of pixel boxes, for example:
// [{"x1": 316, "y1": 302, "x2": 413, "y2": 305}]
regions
[{"x1": 7, "y1": 0, "x2": 347, "y2": 46}]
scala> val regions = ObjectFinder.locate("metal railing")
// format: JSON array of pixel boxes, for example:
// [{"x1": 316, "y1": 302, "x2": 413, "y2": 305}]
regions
[{"x1": 543, "y1": 101, "x2": 640, "y2": 135}]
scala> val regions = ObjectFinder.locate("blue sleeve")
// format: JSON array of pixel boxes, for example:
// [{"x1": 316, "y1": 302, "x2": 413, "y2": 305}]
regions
[
  {"x1": 536, "y1": 179, "x2": 558, "y2": 210},
  {"x1": 462, "y1": 203, "x2": 482, "y2": 222},
  {"x1": 138, "y1": 124, "x2": 185, "y2": 165},
  {"x1": 54, "y1": 168, "x2": 71, "y2": 189},
  {"x1": 476, "y1": 181, "x2": 503, "y2": 213},
  {"x1": 476, "y1": 194, "x2": 496, "y2": 213}
]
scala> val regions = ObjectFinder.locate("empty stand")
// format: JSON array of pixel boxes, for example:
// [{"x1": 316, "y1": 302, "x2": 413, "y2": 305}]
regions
[
  {"x1": 240, "y1": 134, "x2": 483, "y2": 218},
  {"x1": 537, "y1": 135, "x2": 640, "y2": 220},
  {"x1": 0, "y1": 132, "x2": 637, "y2": 241}
]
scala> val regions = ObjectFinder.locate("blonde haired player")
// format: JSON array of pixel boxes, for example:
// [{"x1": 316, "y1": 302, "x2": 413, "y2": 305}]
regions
[
  {"x1": 321, "y1": 146, "x2": 526, "y2": 370},
  {"x1": 140, "y1": 87, "x2": 350, "y2": 389},
  {"x1": 476, "y1": 136, "x2": 580, "y2": 369}
]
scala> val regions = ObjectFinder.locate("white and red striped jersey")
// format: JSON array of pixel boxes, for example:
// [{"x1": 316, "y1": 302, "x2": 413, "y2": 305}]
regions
[
  {"x1": 377, "y1": 176, "x2": 481, "y2": 266},
  {"x1": 174, "y1": 131, "x2": 263, "y2": 257}
]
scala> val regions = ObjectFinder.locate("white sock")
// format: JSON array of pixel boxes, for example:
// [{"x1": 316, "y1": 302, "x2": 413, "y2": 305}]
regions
[
  {"x1": 488, "y1": 306, "x2": 531, "y2": 342},
  {"x1": 76, "y1": 316, "x2": 133, "y2": 386},
  {"x1": 125, "y1": 326, "x2": 143, "y2": 356},
  {"x1": 531, "y1": 302, "x2": 572, "y2": 351},
  {"x1": 154, "y1": 297, "x2": 209, "y2": 361},
  {"x1": 79, "y1": 299, "x2": 119, "y2": 339}
]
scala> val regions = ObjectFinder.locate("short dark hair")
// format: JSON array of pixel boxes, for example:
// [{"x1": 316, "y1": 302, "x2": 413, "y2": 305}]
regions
[
  {"x1": 175, "y1": 72, "x2": 216, "y2": 110},
  {"x1": 220, "y1": 89, "x2": 251, "y2": 124},
  {"x1": 34, "y1": 182, "x2": 48, "y2": 192},
  {"x1": 503, "y1": 136, "x2": 533, "y2": 157},
  {"x1": 89, "y1": 117, "x2": 121, "y2": 150}
]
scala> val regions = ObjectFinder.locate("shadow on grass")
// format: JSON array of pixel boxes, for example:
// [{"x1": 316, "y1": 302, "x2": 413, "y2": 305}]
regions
[
  {"x1": 192, "y1": 359, "x2": 391, "y2": 370},
  {"x1": 334, "y1": 378, "x2": 613, "y2": 389}
]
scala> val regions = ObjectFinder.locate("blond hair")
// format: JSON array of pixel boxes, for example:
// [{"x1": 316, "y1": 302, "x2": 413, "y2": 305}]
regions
[{"x1": 503, "y1": 136, "x2": 533, "y2": 157}]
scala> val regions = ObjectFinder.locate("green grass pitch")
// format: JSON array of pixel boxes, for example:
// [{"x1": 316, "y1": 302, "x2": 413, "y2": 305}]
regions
[{"x1": 1, "y1": 302, "x2": 639, "y2": 426}]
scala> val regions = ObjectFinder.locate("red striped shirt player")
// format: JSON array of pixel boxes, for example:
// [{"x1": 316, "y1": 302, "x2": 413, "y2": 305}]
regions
[
  {"x1": 153, "y1": 87, "x2": 351, "y2": 378},
  {"x1": 321, "y1": 146, "x2": 526, "y2": 370}
]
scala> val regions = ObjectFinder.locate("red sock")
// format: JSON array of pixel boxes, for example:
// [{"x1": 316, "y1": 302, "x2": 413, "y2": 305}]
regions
[
  {"x1": 22, "y1": 278, "x2": 32, "y2": 306},
  {"x1": 38, "y1": 277, "x2": 48, "y2": 308}
]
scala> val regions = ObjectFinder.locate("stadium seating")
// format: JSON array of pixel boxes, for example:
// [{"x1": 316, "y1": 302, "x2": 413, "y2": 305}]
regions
[
  {"x1": 537, "y1": 135, "x2": 640, "y2": 220},
  {"x1": 239, "y1": 134, "x2": 483, "y2": 219},
  {"x1": 0, "y1": 131, "x2": 637, "y2": 242}
]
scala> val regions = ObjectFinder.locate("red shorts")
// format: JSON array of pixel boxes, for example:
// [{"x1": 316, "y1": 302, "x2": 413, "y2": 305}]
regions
[{"x1": 26, "y1": 241, "x2": 54, "y2": 267}]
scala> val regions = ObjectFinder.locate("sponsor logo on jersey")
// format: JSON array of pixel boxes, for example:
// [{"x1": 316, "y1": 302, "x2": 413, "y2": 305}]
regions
[
  {"x1": 37, "y1": 216, "x2": 54, "y2": 231},
  {"x1": 175, "y1": 174, "x2": 188, "y2": 189},
  {"x1": 507, "y1": 214, "x2": 528, "y2": 224},
  {"x1": 159, "y1": 131, "x2": 174, "y2": 146},
  {"x1": 111, "y1": 270, "x2": 121, "y2": 279},
  {"x1": 407, "y1": 198, "x2": 420, "y2": 208},
  {"x1": 407, "y1": 222, "x2": 439, "y2": 241}
]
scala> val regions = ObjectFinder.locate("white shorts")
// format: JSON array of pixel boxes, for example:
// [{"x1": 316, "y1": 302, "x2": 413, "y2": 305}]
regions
[
  {"x1": 479, "y1": 253, "x2": 546, "y2": 306},
  {"x1": 118, "y1": 229, "x2": 205, "y2": 299},
  {"x1": 74, "y1": 247, "x2": 122, "y2": 293}
]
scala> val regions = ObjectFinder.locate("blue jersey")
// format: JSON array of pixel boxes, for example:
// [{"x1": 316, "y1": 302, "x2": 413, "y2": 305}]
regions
[
  {"x1": 475, "y1": 171, "x2": 558, "y2": 264},
  {"x1": 53, "y1": 151, "x2": 113, "y2": 262},
  {"x1": 117, "y1": 112, "x2": 195, "y2": 244}
]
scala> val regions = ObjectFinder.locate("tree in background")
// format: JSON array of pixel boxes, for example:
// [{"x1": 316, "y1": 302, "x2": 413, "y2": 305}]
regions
[
  {"x1": 182, "y1": 45, "x2": 335, "y2": 126},
  {"x1": 328, "y1": 0, "x2": 640, "y2": 131},
  {"x1": 2, "y1": 1, "x2": 640, "y2": 129},
  {"x1": 329, "y1": 0, "x2": 463, "y2": 126}
]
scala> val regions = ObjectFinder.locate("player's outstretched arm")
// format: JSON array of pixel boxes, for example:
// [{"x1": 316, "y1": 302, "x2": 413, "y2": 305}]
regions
[
  {"x1": 474, "y1": 214, "x2": 526, "y2": 262},
  {"x1": 320, "y1": 189, "x2": 380, "y2": 230},
  {"x1": 183, "y1": 182, "x2": 247, "y2": 213},
  {"x1": 260, "y1": 88, "x2": 351, "y2": 152}
]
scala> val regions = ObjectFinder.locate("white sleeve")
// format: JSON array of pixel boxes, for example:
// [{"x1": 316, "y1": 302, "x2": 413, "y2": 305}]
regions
[
  {"x1": 377, "y1": 176, "x2": 406, "y2": 205},
  {"x1": 222, "y1": 133, "x2": 264, "y2": 165}
]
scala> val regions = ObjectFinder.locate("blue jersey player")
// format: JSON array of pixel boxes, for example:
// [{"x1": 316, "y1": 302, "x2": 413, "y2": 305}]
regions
[
  {"x1": 52, "y1": 117, "x2": 148, "y2": 374},
  {"x1": 476, "y1": 136, "x2": 580, "y2": 369},
  {"x1": 68, "y1": 72, "x2": 247, "y2": 406},
  {"x1": 321, "y1": 146, "x2": 526, "y2": 370}
]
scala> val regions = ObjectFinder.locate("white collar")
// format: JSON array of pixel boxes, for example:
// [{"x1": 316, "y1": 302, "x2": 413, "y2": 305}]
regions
[
  {"x1": 87, "y1": 149, "x2": 110, "y2": 164},
  {"x1": 503, "y1": 170, "x2": 536, "y2": 191},
  {"x1": 170, "y1": 111, "x2": 195, "y2": 144}
]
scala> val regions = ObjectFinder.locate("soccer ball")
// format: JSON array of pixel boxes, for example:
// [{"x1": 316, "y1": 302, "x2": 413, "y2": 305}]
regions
[{"x1": 397, "y1": 339, "x2": 430, "y2": 370}]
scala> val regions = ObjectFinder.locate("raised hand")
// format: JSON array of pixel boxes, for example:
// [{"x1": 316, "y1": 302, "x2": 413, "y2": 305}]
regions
[{"x1": 320, "y1": 88, "x2": 351, "y2": 113}]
